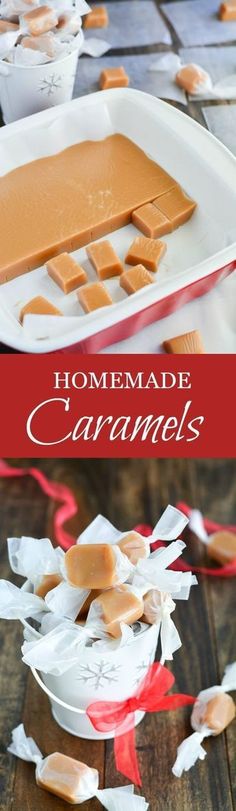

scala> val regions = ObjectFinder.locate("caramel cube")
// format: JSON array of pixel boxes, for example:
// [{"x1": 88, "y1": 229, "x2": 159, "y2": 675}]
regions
[
  {"x1": 46, "y1": 252, "x2": 87, "y2": 293},
  {"x1": 84, "y1": 5, "x2": 108, "y2": 28},
  {"x1": 78, "y1": 282, "x2": 112, "y2": 313},
  {"x1": 202, "y1": 694, "x2": 235, "y2": 735},
  {"x1": 100, "y1": 66, "x2": 129, "y2": 90},
  {"x1": 132, "y1": 203, "x2": 172, "y2": 238},
  {"x1": 219, "y1": 1, "x2": 236, "y2": 19},
  {"x1": 118, "y1": 531, "x2": 149, "y2": 565},
  {"x1": 86, "y1": 240, "x2": 123, "y2": 280},
  {"x1": 125, "y1": 236, "x2": 166, "y2": 272},
  {"x1": 163, "y1": 330, "x2": 205, "y2": 354},
  {"x1": 92, "y1": 584, "x2": 143, "y2": 637},
  {"x1": 208, "y1": 530, "x2": 236, "y2": 565},
  {"x1": 35, "y1": 574, "x2": 62, "y2": 599},
  {"x1": 22, "y1": 6, "x2": 58, "y2": 36},
  {"x1": 0, "y1": 20, "x2": 19, "y2": 32},
  {"x1": 176, "y1": 64, "x2": 208, "y2": 94},
  {"x1": 20, "y1": 296, "x2": 62, "y2": 323},
  {"x1": 120, "y1": 264, "x2": 153, "y2": 295},
  {"x1": 153, "y1": 186, "x2": 196, "y2": 229},
  {"x1": 36, "y1": 752, "x2": 97, "y2": 803},
  {"x1": 142, "y1": 589, "x2": 162, "y2": 625},
  {"x1": 65, "y1": 544, "x2": 119, "y2": 589}
]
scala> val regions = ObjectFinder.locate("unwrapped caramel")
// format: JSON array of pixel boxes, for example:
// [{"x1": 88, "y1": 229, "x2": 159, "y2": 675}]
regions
[
  {"x1": 35, "y1": 574, "x2": 62, "y2": 599},
  {"x1": 20, "y1": 296, "x2": 62, "y2": 323},
  {"x1": 46, "y1": 252, "x2": 87, "y2": 293},
  {"x1": 90, "y1": 584, "x2": 144, "y2": 637},
  {"x1": 100, "y1": 66, "x2": 129, "y2": 90},
  {"x1": 86, "y1": 240, "x2": 123, "y2": 280},
  {"x1": 132, "y1": 203, "x2": 172, "y2": 238},
  {"x1": 65, "y1": 544, "x2": 122, "y2": 589},
  {"x1": 219, "y1": 1, "x2": 236, "y2": 19},
  {"x1": 78, "y1": 282, "x2": 112, "y2": 313},
  {"x1": 207, "y1": 530, "x2": 236, "y2": 565},
  {"x1": 163, "y1": 330, "x2": 205, "y2": 354},
  {"x1": 120, "y1": 264, "x2": 153, "y2": 294},
  {"x1": 84, "y1": 5, "x2": 108, "y2": 28},
  {"x1": 118, "y1": 531, "x2": 149, "y2": 565},
  {"x1": 125, "y1": 236, "x2": 166, "y2": 272}
]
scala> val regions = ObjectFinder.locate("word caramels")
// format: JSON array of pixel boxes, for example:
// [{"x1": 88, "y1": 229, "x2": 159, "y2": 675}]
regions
[{"x1": 0, "y1": 134, "x2": 179, "y2": 284}]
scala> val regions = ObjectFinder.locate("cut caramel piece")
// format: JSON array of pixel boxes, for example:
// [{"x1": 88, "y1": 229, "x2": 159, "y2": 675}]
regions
[
  {"x1": 20, "y1": 296, "x2": 62, "y2": 323},
  {"x1": 46, "y1": 252, "x2": 87, "y2": 293},
  {"x1": 100, "y1": 66, "x2": 129, "y2": 90},
  {"x1": 84, "y1": 5, "x2": 108, "y2": 28},
  {"x1": 153, "y1": 186, "x2": 196, "y2": 229},
  {"x1": 35, "y1": 574, "x2": 62, "y2": 599},
  {"x1": 0, "y1": 134, "x2": 176, "y2": 284},
  {"x1": 78, "y1": 282, "x2": 112, "y2": 313},
  {"x1": 0, "y1": 19, "x2": 19, "y2": 31},
  {"x1": 120, "y1": 264, "x2": 153, "y2": 295},
  {"x1": 76, "y1": 589, "x2": 102, "y2": 620},
  {"x1": 202, "y1": 694, "x2": 235, "y2": 735},
  {"x1": 132, "y1": 203, "x2": 172, "y2": 238},
  {"x1": 142, "y1": 589, "x2": 162, "y2": 624},
  {"x1": 86, "y1": 240, "x2": 123, "y2": 280},
  {"x1": 208, "y1": 530, "x2": 236, "y2": 565},
  {"x1": 125, "y1": 236, "x2": 166, "y2": 272},
  {"x1": 21, "y1": 5, "x2": 58, "y2": 35},
  {"x1": 163, "y1": 330, "x2": 205, "y2": 354},
  {"x1": 176, "y1": 64, "x2": 209, "y2": 94},
  {"x1": 36, "y1": 752, "x2": 97, "y2": 803},
  {"x1": 118, "y1": 531, "x2": 149, "y2": 565},
  {"x1": 219, "y1": 1, "x2": 236, "y2": 19},
  {"x1": 92, "y1": 584, "x2": 144, "y2": 637},
  {"x1": 65, "y1": 544, "x2": 119, "y2": 589}
]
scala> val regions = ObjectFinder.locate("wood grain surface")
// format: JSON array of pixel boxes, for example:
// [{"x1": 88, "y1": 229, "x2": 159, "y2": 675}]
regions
[{"x1": 0, "y1": 458, "x2": 235, "y2": 810}]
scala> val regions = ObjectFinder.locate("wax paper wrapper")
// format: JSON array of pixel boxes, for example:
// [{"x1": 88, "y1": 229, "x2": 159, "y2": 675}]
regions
[
  {"x1": 134, "y1": 540, "x2": 187, "y2": 593},
  {"x1": 8, "y1": 725, "x2": 148, "y2": 808},
  {"x1": 173, "y1": 662, "x2": 236, "y2": 776},
  {"x1": 188, "y1": 509, "x2": 209, "y2": 544},
  {"x1": 81, "y1": 37, "x2": 110, "y2": 57},
  {"x1": 0, "y1": 30, "x2": 19, "y2": 59},
  {"x1": 44, "y1": 580, "x2": 90, "y2": 622},
  {"x1": 0, "y1": 580, "x2": 45, "y2": 619},
  {"x1": 77, "y1": 504, "x2": 188, "y2": 550},
  {"x1": 142, "y1": 590, "x2": 181, "y2": 662},
  {"x1": 7, "y1": 535, "x2": 64, "y2": 582}
]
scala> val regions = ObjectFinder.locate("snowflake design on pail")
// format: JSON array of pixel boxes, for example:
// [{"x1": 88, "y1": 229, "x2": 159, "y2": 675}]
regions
[
  {"x1": 38, "y1": 74, "x2": 62, "y2": 96},
  {"x1": 76, "y1": 659, "x2": 121, "y2": 690},
  {"x1": 133, "y1": 651, "x2": 155, "y2": 686}
]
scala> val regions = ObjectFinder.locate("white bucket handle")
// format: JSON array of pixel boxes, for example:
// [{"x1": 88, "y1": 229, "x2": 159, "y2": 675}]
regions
[{"x1": 31, "y1": 666, "x2": 85, "y2": 714}]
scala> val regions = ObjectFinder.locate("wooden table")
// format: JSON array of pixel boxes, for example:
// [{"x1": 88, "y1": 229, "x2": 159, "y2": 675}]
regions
[
  {"x1": 0, "y1": 458, "x2": 235, "y2": 810},
  {"x1": 0, "y1": 0, "x2": 235, "y2": 353}
]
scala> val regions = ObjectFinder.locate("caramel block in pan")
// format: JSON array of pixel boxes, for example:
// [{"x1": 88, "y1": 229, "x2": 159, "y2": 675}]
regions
[
  {"x1": 219, "y1": 1, "x2": 236, "y2": 19},
  {"x1": 46, "y1": 252, "x2": 87, "y2": 293},
  {"x1": 100, "y1": 66, "x2": 129, "y2": 90},
  {"x1": 91, "y1": 585, "x2": 144, "y2": 637},
  {"x1": 176, "y1": 64, "x2": 208, "y2": 94},
  {"x1": 0, "y1": 134, "x2": 176, "y2": 284},
  {"x1": 195, "y1": 694, "x2": 236, "y2": 735},
  {"x1": 86, "y1": 240, "x2": 123, "y2": 280},
  {"x1": 207, "y1": 530, "x2": 236, "y2": 565},
  {"x1": 21, "y1": 5, "x2": 58, "y2": 35},
  {"x1": 36, "y1": 752, "x2": 97, "y2": 803},
  {"x1": 20, "y1": 296, "x2": 62, "y2": 323},
  {"x1": 84, "y1": 5, "x2": 109, "y2": 28},
  {"x1": 125, "y1": 236, "x2": 166, "y2": 272},
  {"x1": 163, "y1": 330, "x2": 205, "y2": 354},
  {"x1": 0, "y1": 19, "x2": 19, "y2": 31},
  {"x1": 118, "y1": 531, "x2": 149, "y2": 565},
  {"x1": 132, "y1": 202, "x2": 172, "y2": 238},
  {"x1": 35, "y1": 574, "x2": 62, "y2": 599},
  {"x1": 78, "y1": 282, "x2": 112, "y2": 313},
  {"x1": 120, "y1": 264, "x2": 153, "y2": 295},
  {"x1": 153, "y1": 186, "x2": 196, "y2": 229},
  {"x1": 65, "y1": 543, "x2": 120, "y2": 589}
]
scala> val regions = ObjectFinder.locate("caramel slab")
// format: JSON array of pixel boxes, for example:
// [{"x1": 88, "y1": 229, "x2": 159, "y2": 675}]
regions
[
  {"x1": 78, "y1": 282, "x2": 112, "y2": 313},
  {"x1": 86, "y1": 240, "x2": 123, "y2": 279},
  {"x1": 132, "y1": 202, "x2": 172, "y2": 238},
  {"x1": 153, "y1": 186, "x2": 196, "y2": 228},
  {"x1": 20, "y1": 296, "x2": 62, "y2": 323},
  {"x1": 46, "y1": 252, "x2": 87, "y2": 293},
  {"x1": 65, "y1": 543, "x2": 118, "y2": 589},
  {"x1": 208, "y1": 530, "x2": 236, "y2": 565},
  {"x1": 163, "y1": 330, "x2": 205, "y2": 354},
  {"x1": 0, "y1": 134, "x2": 176, "y2": 284},
  {"x1": 219, "y1": 1, "x2": 236, "y2": 19},
  {"x1": 120, "y1": 264, "x2": 153, "y2": 294},
  {"x1": 92, "y1": 585, "x2": 143, "y2": 637},
  {"x1": 125, "y1": 236, "x2": 166, "y2": 272},
  {"x1": 84, "y1": 5, "x2": 108, "y2": 28},
  {"x1": 100, "y1": 66, "x2": 129, "y2": 89}
]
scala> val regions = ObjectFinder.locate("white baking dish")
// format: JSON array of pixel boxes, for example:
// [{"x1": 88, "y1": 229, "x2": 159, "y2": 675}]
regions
[{"x1": 0, "y1": 87, "x2": 235, "y2": 353}]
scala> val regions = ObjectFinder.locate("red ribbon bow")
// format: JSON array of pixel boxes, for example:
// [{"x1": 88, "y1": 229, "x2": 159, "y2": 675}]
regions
[{"x1": 87, "y1": 662, "x2": 195, "y2": 786}]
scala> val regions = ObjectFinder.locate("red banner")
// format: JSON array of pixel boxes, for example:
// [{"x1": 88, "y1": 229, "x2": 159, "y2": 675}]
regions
[{"x1": 1, "y1": 354, "x2": 234, "y2": 457}]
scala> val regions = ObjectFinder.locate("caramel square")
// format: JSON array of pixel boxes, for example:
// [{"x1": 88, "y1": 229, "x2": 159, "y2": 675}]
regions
[
  {"x1": 153, "y1": 186, "x2": 196, "y2": 229},
  {"x1": 202, "y1": 694, "x2": 235, "y2": 735},
  {"x1": 125, "y1": 236, "x2": 166, "y2": 272},
  {"x1": 176, "y1": 64, "x2": 208, "y2": 94},
  {"x1": 219, "y1": 1, "x2": 236, "y2": 19},
  {"x1": 36, "y1": 752, "x2": 96, "y2": 804},
  {"x1": 208, "y1": 530, "x2": 236, "y2": 565},
  {"x1": 84, "y1": 5, "x2": 108, "y2": 28},
  {"x1": 100, "y1": 66, "x2": 129, "y2": 90},
  {"x1": 120, "y1": 264, "x2": 153, "y2": 295},
  {"x1": 86, "y1": 240, "x2": 123, "y2": 280},
  {"x1": 22, "y1": 5, "x2": 58, "y2": 36},
  {"x1": 163, "y1": 330, "x2": 205, "y2": 354},
  {"x1": 20, "y1": 296, "x2": 62, "y2": 323},
  {"x1": 132, "y1": 202, "x2": 172, "y2": 238},
  {"x1": 0, "y1": 20, "x2": 19, "y2": 32},
  {"x1": 65, "y1": 543, "x2": 118, "y2": 589},
  {"x1": 78, "y1": 282, "x2": 112, "y2": 313},
  {"x1": 46, "y1": 252, "x2": 87, "y2": 293},
  {"x1": 92, "y1": 585, "x2": 143, "y2": 638}
]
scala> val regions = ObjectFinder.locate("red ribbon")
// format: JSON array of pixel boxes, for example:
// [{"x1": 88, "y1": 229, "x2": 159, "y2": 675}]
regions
[
  {"x1": 0, "y1": 460, "x2": 78, "y2": 550},
  {"x1": 87, "y1": 662, "x2": 195, "y2": 786}
]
